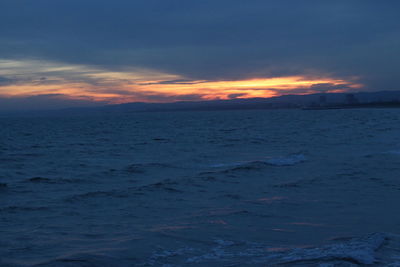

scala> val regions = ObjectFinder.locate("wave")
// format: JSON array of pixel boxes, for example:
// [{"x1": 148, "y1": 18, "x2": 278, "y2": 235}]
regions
[
  {"x1": 387, "y1": 150, "x2": 400, "y2": 155},
  {"x1": 65, "y1": 190, "x2": 128, "y2": 202},
  {"x1": 24, "y1": 177, "x2": 87, "y2": 184},
  {"x1": 136, "y1": 181, "x2": 183, "y2": 193},
  {"x1": 264, "y1": 153, "x2": 306, "y2": 166},
  {"x1": 31, "y1": 254, "x2": 124, "y2": 267},
  {"x1": 0, "y1": 206, "x2": 49, "y2": 213},
  {"x1": 125, "y1": 162, "x2": 177, "y2": 174},
  {"x1": 253, "y1": 232, "x2": 386, "y2": 265},
  {"x1": 207, "y1": 154, "x2": 307, "y2": 174},
  {"x1": 145, "y1": 232, "x2": 398, "y2": 266},
  {"x1": 5, "y1": 232, "x2": 396, "y2": 266}
]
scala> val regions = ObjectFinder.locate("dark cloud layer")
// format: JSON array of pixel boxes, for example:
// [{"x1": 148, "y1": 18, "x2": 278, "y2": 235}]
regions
[
  {"x1": 0, "y1": 76, "x2": 15, "y2": 86},
  {"x1": 1, "y1": 0, "x2": 400, "y2": 90}
]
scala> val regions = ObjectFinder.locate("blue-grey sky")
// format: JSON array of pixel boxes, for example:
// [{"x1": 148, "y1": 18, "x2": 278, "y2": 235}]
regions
[{"x1": 1, "y1": 0, "x2": 399, "y2": 110}]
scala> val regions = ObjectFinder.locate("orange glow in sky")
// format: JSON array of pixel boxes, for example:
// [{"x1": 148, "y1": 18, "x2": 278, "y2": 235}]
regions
[
  {"x1": 0, "y1": 59, "x2": 362, "y2": 103},
  {"x1": 127, "y1": 76, "x2": 360, "y2": 102}
]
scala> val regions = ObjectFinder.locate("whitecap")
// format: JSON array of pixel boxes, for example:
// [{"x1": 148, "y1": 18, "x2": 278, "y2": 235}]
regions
[{"x1": 148, "y1": 233, "x2": 394, "y2": 266}]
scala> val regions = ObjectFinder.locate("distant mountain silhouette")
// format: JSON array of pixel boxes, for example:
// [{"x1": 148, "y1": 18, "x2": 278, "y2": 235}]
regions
[
  {"x1": 87, "y1": 90, "x2": 400, "y2": 113},
  {"x1": 5, "y1": 90, "x2": 400, "y2": 116}
]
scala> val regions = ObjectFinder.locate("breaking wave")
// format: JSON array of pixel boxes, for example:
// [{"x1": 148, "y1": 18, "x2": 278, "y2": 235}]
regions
[
  {"x1": 209, "y1": 154, "x2": 307, "y2": 172},
  {"x1": 145, "y1": 233, "x2": 399, "y2": 266}
]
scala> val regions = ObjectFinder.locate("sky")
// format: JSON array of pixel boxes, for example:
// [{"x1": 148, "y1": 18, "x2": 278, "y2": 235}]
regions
[{"x1": 0, "y1": 0, "x2": 399, "y2": 110}]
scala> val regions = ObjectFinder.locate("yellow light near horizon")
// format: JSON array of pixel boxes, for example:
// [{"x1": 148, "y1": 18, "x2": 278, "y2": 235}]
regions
[
  {"x1": 136, "y1": 76, "x2": 353, "y2": 92},
  {"x1": 0, "y1": 76, "x2": 359, "y2": 103},
  {"x1": 0, "y1": 58, "x2": 362, "y2": 103},
  {"x1": 121, "y1": 76, "x2": 359, "y2": 102}
]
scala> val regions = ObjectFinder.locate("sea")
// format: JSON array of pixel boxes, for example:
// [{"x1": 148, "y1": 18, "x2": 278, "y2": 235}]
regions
[{"x1": 1, "y1": 109, "x2": 400, "y2": 266}]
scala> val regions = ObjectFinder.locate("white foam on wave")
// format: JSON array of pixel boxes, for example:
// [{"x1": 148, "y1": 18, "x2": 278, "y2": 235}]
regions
[
  {"x1": 145, "y1": 233, "x2": 396, "y2": 266},
  {"x1": 255, "y1": 232, "x2": 386, "y2": 265}
]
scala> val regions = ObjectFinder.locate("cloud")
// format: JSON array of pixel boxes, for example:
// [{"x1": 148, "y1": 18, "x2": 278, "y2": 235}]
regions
[
  {"x1": 1, "y1": 1, "x2": 399, "y2": 84},
  {"x1": 228, "y1": 93, "x2": 248, "y2": 99},
  {"x1": 0, "y1": 76, "x2": 15, "y2": 86},
  {"x1": 0, "y1": 0, "x2": 399, "y2": 110},
  {"x1": 265, "y1": 82, "x2": 359, "y2": 95},
  {"x1": 140, "y1": 79, "x2": 208, "y2": 85},
  {"x1": 0, "y1": 58, "x2": 361, "y2": 107}
]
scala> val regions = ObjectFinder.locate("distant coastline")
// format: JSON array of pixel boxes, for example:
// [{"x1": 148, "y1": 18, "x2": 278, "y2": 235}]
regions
[
  {"x1": 2, "y1": 90, "x2": 400, "y2": 115},
  {"x1": 302, "y1": 101, "x2": 400, "y2": 110}
]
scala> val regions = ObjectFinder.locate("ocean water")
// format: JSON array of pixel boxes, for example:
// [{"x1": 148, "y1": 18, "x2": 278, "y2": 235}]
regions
[{"x1": 1, "y1": 109, "x2": 400, "y2": 266}]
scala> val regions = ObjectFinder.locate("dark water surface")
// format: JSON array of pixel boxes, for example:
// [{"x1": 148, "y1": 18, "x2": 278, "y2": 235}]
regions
[{"x1": 1, "y1": 109, "x2": 400, "y2": 266}]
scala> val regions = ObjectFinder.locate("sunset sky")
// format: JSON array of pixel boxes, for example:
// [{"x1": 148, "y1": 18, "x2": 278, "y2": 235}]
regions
[{"x1": 1, "y1": 1, "x2": 399, "y2": 110}]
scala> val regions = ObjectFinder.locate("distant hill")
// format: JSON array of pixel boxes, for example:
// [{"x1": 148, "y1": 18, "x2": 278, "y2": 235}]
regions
[
  {"x1": 87, "y1": 90, "x2": 400, "y2": 113},
  {"x1": 4, "y1": 90, "x2": 400, "y2": 116}
]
